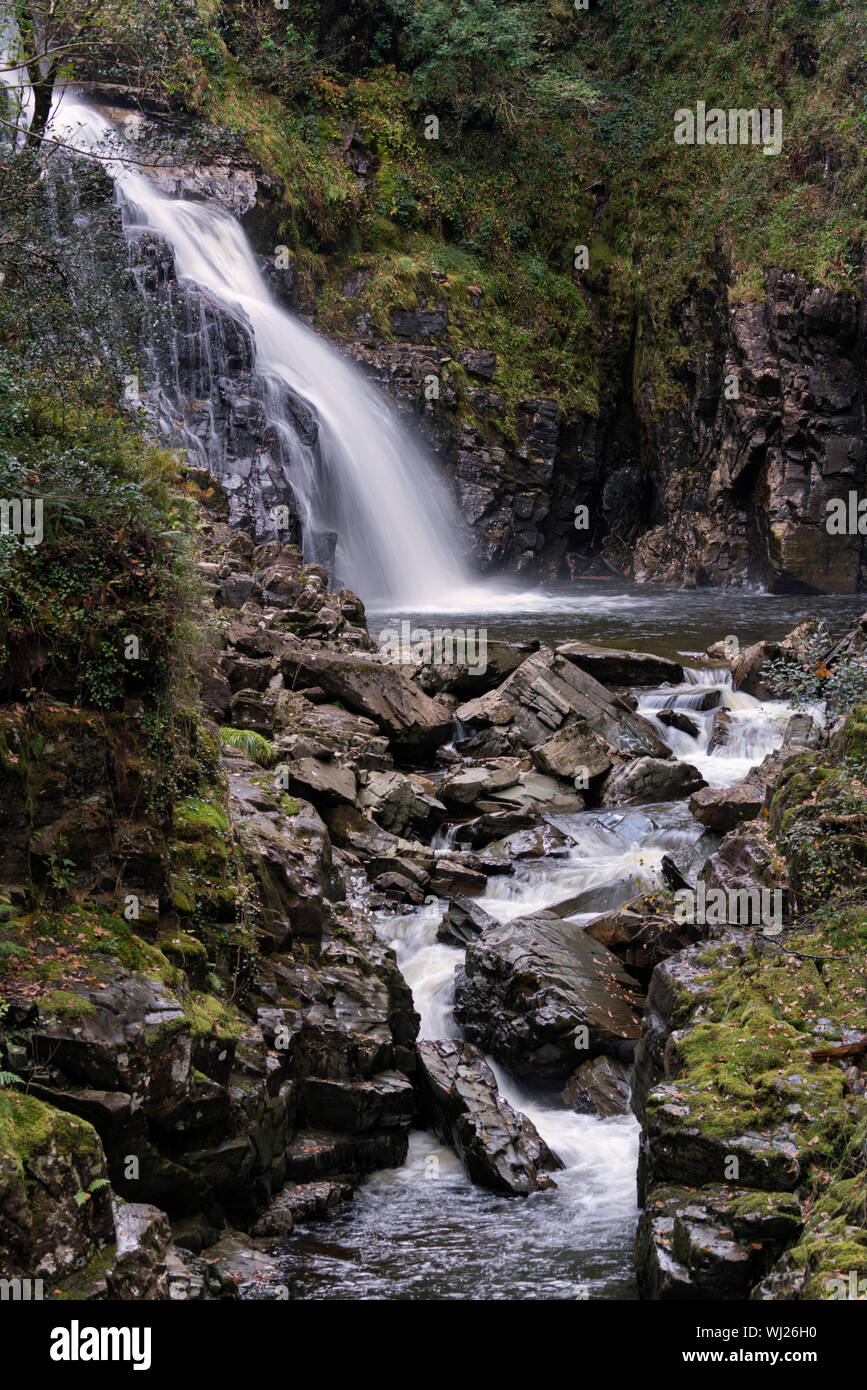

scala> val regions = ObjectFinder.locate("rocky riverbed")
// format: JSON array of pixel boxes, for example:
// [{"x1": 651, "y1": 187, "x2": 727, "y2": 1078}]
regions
[{"x1": 1, "y1": 467, "x2": 866, "y2": 1300}]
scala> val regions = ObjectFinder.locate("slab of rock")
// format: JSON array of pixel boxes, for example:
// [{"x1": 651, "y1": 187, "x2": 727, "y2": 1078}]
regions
[
  {"x1": 487, "y1": 770, "x2": 583, "y2": 811},
  {"x1": 556, "y1": 642, "x2": 685, "y2": 688},
  {"x1": 416, "y1": 1039, "x2": 562, "y2": 1195},
  {"x1": 276, "y1": 757, "x2": 357, "y2": 807},
  {"x1": 417, "y1": 639, "x2": 534, "y2": 698},
  {"x1": 530, "y1": 716, "x2": 613, "y2": 783},
  {"x1": 600, "y1": 757, "x2": 707, "y2": 806},
  {"x1": 358, "y1": 769, "x2": 445, "y2": 838},
  {"x1": 280, "y1": 647, "x2": 452, "y2": 757},
  {"x1": 456, "y1": 805, "x2": 539, "y2": 849},
  {"x1": 428, "y1": 858, "x2": 488, "y2": 897},
  {"x1": 300, "y1": 1071, "x2": 415, "y2": 1133},
  {"x1": 439, "y1": 764, "x2": 520, "y2": 806},
  {"x1": 562, "y1": 1055, "x2": 632, "y2": 1117},
  {"x1": 325, "y1": 804, "x2": 399, "y2": 859},
  {"x1": 455, "y1": 646, "x2": 671, "y2": 759},
  {"x1": 689, "y1": 780, "x2": 765, "y2": 832},
  {"x1": 454, "y1": 913, "x2": 643, "y2": 1078},
  {"x1": 436, "y1": 895, "x2": 499, "y2": 947}
]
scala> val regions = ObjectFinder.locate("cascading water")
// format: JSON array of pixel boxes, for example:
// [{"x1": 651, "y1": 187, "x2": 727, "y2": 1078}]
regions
[
  {"x1": 46, "y1": 91, "x2": 472, "y2": 608},
  {"x1": 275, "y1": 663, "x2": 792, "y2": 1300}
]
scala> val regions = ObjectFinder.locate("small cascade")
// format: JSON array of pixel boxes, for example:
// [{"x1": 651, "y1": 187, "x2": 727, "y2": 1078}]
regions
[{"x1": 638, "y1": 666, "x2": 791, "y2": 789}]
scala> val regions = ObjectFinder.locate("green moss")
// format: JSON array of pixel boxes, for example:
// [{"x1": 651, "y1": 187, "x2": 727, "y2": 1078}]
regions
[
  {"x1": 173, "y1": 795, "x2": 229, "y2": 839},
  {"x1": 41, "y1": 990, "x2": 97, "y2": 1021},
  {"x1": 183, "y1": 990, "x2": 245, "y2": 1040},
  {"x1": 0, "y1": 1092, "x2": 103, "y2": 1174}
]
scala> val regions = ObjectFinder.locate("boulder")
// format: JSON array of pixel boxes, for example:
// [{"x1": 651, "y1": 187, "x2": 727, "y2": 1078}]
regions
[
  {"x1": 601, "y1": 757, "x2": 707, "y2": 805},
  {"x1": 428, "y1": 858, "x2": 488, "y2": 897},
  {"x1": 450, "y1": 806, "x2": 539, "y2": 845},
  {"x1": 454, "y1": 913, "x2": 643, "y2": 1078},
  {"x1": 275, "y1": 757, "x2": 357, "y2": 808},
  {"x1": 358, "y1": 769, "x2": 445, "y2": 838},
  {"x1": 455, "y1": 646, "x2": 671, "y2": 760},
  {"x1": 530, "y1": 716, "x2": 613, "y2": 783},
  {"x1": 436, "y1": 895, "x2": 499, "y2": 947},
  {"x1": 416, "y1": 1039, "x2": 562, "y2": 1195},
  {"x1": 280, "y1": 647, "x2": 453, "y2": 757},
  {"x1": 556, "y1": 642, "x2": 685, "y2": 688},
  {"x1": 657, "y1": 709, "x2": 700, "y2": 739},
  {"x1": 439, "y1": 763, "x2": 520, "y2": 806},
  {"x1": 689, "y1": 780, "x2": 765, "y2": 833},
  {"x1": 562, "y1": 1055, "x2": 632, "y2": 1117},
  {"x1": 324, "y1": 804, "x2": 399, "y2": 860}
]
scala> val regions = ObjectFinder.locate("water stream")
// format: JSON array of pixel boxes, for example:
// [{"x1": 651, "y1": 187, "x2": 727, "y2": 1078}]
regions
[
  {"x1": 36, "y1": 94, "x2": 860, "y2": 1298},
  {"x1": 277, "y1": 662, "x2": 792, "y2": 1300}
]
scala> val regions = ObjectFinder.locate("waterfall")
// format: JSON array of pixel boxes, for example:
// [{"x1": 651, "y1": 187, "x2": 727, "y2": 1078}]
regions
[{"x1": 46, "y1": 91, "x2": 472, "y2": 609}]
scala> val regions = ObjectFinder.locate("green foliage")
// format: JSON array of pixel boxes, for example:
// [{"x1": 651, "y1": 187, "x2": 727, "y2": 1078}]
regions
[
  {"x1": 384, "y1": 0, "x2": 540, "y2": 114},
  {"x1": 766, "y1": 635, "x2": 867, "y2": 716},
  {"x1": 219, "y1": 726, "x2": 280, "y2": 767}
]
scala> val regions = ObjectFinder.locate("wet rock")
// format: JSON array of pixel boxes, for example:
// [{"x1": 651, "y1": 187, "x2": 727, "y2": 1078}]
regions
[
  {"x1": 358, "y1": 769, "x2": 445, "y2": 838},
  {"x1": 284, "y1": 1127, "x2": 409, "y2": 1180},
  {"x1": 324, "y1": 804, "x2": 399, "y2": 860},
  {"x1": 281, "y1": 648, "x2": 453, "y2": 758},
  {"x1": 300, "y1": 1071, "x2": 415, "y2": 1133},
  {"x1": 701, "y1": 823, "x2": 787, "y2": 900},
  {"x1": 705, "y1": 708, "x2": 732, "y2": 751},
  {"x1": 487, "y1": 821, "x2": 571, "y2": 859},
  {"x1": 251, "y1": 1180, "x2": 354, "y2": 1237},
  {"x1": 436, "y1": 895, "x2": 499, "y2": 947},
  {"x1": 454, "y1": 913, "x2": 643, "y2": 1079},
  {"x1": 658, "y1": 709, "x2": 701, "y2": 739},
  {"x1": 689, "y1": 780, "x2": 765, "y2": 832},
  {"x1": 637, "y1": 1186, "x2": 803, "y2": 1301},
  {"x1": 556, "y1": 642, "x2": 685, "y2": 688},
  {"x1": 439, "y1": 764, "x2": 520, "y2": 806},
  {"x1": 275, "y1": 757, "x2": 357, "y2": 808},
  {"x1": 601, "y1": 757, "x2": 707, "y2": 806},
  {"x1": 486, "y1": 769, "x2": 583, "y2": 811},
  {"x1": 530, "y1": 716, "x2": 613, "y2": 783},
  {"x1": 416, "y1": 1039, "x2": 562, "y2": 1195},
  {"x1": 455, "y1": 646, "x2": 671, "y2": 760},
  {"x1": 230, "y1": 771, "x2": 342, "y2": 944},
  {"x1": 450, "y1": 806, "x2": 539, "y2": 845},
  {"x1": 562, "y1": 1055, "x2": 632, "y2": 1117},
  {"x1": 107, "y1": 1200, "x2": 173, "y2": 1300},
  {"x1": 417, "y1": 639, "x2": 533, "y2": 698},
  {"x1": 428, "y1": 858, "x2": 488, "y2": 897},
  {"x1": 583, "y1": 894, "x2": 703, "y2": 971}
]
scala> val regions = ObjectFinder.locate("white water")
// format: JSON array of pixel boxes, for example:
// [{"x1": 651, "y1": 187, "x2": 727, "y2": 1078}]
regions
[
  {"x1": 280, "y1": 664, "x2": 789, "y2": 1299},
  {"x1": 46, "y1": 91, "x2": 476, "y2": 608}
]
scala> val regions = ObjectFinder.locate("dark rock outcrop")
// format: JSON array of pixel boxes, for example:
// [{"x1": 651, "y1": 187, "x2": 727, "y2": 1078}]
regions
[{"x1": 416, "y1": 1039, "x2": 562, "y2": 1194}]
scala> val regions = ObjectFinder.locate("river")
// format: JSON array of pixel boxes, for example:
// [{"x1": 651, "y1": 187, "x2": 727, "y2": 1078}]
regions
[{"x1": 273, "y1": 599, "x2": 853, "y2": 1300}]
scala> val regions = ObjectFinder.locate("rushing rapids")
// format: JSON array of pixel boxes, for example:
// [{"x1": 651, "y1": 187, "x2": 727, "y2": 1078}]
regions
[{"x1": 274, "y1": 659, "x2": 792, "y2": 1300}]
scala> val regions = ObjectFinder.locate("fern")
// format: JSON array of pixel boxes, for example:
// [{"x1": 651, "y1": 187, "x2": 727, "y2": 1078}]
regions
[
  {"x1": 0, "y1": 1070, "x2": 22, "y2": 1088},
  {"x1": 219, "y1": 726, "x2": 279, "y2": 767}
]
